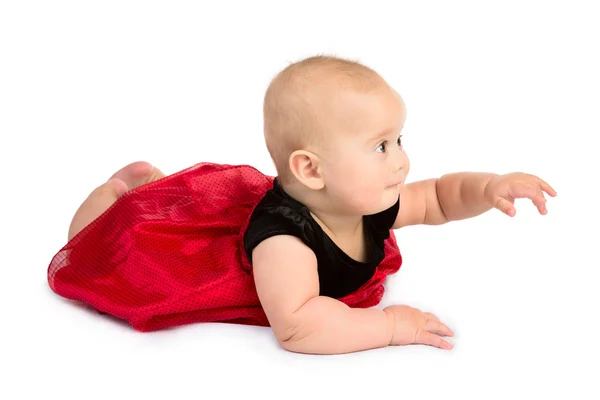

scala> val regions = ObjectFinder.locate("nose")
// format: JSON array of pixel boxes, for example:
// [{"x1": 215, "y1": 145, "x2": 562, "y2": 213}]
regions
[{"x1": 391, "y1": 145, "x2": 406, "y2": 173}]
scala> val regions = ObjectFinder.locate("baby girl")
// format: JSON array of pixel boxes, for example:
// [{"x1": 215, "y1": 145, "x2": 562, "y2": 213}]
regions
[{"x1": 48, "y1": 55, "x2": 556, "y2": 355}]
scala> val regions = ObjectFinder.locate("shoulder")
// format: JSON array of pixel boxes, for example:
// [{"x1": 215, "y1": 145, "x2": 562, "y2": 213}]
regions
[
  {"x1": 243, "y1": 175, "x2": 323, "y2": 264},
  {"x1": 253, "y1": 234, "x2": 318, "y2": 270}
]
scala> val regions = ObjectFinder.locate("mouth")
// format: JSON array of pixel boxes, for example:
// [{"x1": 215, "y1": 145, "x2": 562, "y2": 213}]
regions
[{"x1": 387, "y1": 170, "x2": 405, "y2": 187}]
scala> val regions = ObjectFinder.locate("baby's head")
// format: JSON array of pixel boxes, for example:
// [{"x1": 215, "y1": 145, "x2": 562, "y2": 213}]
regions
[{"x1": 263, "y1": 55, "x2": 409, "y2": 216}]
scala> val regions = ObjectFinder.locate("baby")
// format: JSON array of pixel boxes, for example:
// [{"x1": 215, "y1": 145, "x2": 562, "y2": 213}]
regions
[{"x1": 53, "y1": 55, "x2": 556, "y2": 355}]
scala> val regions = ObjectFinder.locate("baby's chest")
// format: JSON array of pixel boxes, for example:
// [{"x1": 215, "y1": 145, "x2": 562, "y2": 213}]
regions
[{"x1": 330, "y1": 226, "x2": 371, "y2": 264}]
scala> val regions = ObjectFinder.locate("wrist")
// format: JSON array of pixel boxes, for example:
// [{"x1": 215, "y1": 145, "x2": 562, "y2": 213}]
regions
[
  {"x1": 383, "y1": 308, "x2": 395, "y2": 346},
  {"x1": 482, "y1": 174, "x2": 499, "y2": 204}
]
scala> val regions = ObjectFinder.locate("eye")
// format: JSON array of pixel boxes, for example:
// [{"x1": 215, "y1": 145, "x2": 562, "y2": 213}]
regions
[{"x1": 376, "y1": 135, "x2": 403, "y2": 153}]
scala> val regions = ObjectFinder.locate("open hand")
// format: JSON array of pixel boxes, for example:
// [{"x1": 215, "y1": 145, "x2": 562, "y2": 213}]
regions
[
  {"x1": 384, "y1": 305, "x2": 455, "y2": 350},
  {"x1": 484, "y1": 172, "x2": 557, "y2": 217}
]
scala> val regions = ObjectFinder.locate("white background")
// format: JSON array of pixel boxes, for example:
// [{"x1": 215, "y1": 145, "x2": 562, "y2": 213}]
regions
[{"x1": 2, "y1": 1, "x2": 598, "y2": 399}]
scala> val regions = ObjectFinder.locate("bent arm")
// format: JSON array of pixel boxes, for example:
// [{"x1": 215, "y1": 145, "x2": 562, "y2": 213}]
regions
[
  {"x1": 282, "y1": 295, "x2": 393, "y2": 355},
  {"x1": 252, "y1": 234, "x2": 393, "y2": 355}
]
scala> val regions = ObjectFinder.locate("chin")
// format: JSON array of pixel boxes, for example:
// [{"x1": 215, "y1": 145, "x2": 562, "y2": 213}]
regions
[
  {"x1": 380, "y1": 187, "x2": 399, "y2": 207},
  {"x1": 388, "y1": 186, "x2": 400, "y2": 202}
]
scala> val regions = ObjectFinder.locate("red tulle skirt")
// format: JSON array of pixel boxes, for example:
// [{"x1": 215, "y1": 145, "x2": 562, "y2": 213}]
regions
[{"x1": 47, "y1": 162, "x2": 402, "y2": 332}]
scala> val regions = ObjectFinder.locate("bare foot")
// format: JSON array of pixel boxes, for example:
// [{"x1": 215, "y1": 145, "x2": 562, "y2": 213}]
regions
[
  {"x1": 108, "y1": 161, "x2": 165, "y2": 193},
  {"x1": 68, "y1": 179, "x2": 129, "y2": 241},
  {"x1": 66, "y1": 162, "x2": 166, "y2": 241}
]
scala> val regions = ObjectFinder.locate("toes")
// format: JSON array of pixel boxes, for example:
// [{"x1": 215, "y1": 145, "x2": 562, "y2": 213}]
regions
[
  {"x1": 106, "y1": 178, "x2": 129, "y2": 197},
  {"x1": 149, "y1": 167, "x2": 166, "y2": 182},
  {"x1": 109, "y1": 161, "x2": 154, "y2": 182},
  {"x1": 108, "y1": 161, "x2": 157, "y2": 190},
  {"x1": 128, "y1": 161, "x2": 155, "y2": 180}
]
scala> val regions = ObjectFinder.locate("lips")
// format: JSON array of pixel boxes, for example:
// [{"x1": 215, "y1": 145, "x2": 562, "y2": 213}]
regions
[{"x1": 388, "y1": 170, "x2": 405, "y2": 187}]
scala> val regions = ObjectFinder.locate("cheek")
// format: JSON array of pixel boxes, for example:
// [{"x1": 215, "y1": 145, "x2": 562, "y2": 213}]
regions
[
  {"x1": 356, "y1": 162, "x2": 382, "y2": 186},
  {"x1": 346, "y1": 165, "x2": 379, "y2": 193}
]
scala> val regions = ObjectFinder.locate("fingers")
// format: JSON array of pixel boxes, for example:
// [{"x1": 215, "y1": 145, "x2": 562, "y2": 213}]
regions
[
  {"x1": 532, "y1": 192, "x2": 548, "y2": 215},
  {"x1": 494, "y1": 196, "x2": 516, "y2": 217},
  {"x1": 500, "y1": 182, "x2": 553, "y2": 216},
  {"x1": 519, "y1": 186, "x2": 548, "y2": 215},
  {"x1": 535, "y1": 179, "x2": 556, "y2": 214},
  {"x1": 537, "y1": 178, "x2": 557, "y2": 197},
  {"x1": 425, "y1": 318, "x2": 454, "y2": 337},
  {"x1": 424, "y1": 312, "x2": 454, "y2": 337},
  {"x1": 523, "y1": 176, "x2": 556, "y2": 214},
  {"x1": 415, "y1": 329, "x2": 454, "y2": 350},
  {"x1": 414, "y1": 315, "x2": 455, "y2": 350},
  {"x1": 423, "y1": 312, "x2": 439, "y2": 321}
]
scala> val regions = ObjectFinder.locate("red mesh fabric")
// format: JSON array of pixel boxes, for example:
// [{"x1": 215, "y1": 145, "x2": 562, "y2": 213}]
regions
[{"x1": 47, "y1": 162, "x2": 403, "y2": 332}]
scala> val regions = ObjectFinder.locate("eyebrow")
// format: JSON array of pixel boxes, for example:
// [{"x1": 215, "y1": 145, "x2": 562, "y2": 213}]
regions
[{"x1": 366, "y1": 127, "x2": 402, "y2": 145}]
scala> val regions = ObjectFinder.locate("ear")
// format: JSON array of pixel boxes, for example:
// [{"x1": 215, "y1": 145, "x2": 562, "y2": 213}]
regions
[{"x1": 288, "y1": 150, "x2": 325, "y2": 190}]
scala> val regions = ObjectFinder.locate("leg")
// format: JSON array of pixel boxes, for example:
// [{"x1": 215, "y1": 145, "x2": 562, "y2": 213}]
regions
[{"x1": 67, "y1": 161, "x2": 167, "y2": 241}]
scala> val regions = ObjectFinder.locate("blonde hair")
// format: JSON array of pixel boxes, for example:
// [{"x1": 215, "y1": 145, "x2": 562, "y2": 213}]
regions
[{"x1": 263, "y1": 54, "x2": 384, "y2": 185}]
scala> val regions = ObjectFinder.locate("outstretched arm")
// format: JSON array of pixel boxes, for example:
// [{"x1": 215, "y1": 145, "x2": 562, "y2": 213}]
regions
[{"x1": 392, "y1": 172, "x2": 556, "y2": 229}]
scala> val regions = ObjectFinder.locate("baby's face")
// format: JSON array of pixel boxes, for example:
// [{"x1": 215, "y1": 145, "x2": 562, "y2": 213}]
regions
[{"x1": 319, "y1": 86, "x2": 409, "y2": 215}]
